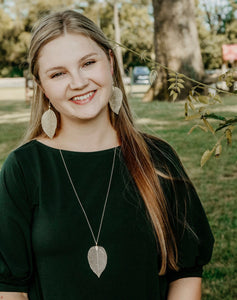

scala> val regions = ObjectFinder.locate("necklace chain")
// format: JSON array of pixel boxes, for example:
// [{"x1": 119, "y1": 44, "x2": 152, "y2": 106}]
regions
[{"x1": 59, "y1": 148, "x2": 117, "y2": 246}]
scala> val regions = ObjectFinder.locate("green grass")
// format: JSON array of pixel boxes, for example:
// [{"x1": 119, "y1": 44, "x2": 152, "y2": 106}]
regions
[
  {"x1": 0, "y1": 95, "x2": 236, "y2": 299},
  {"x1": 0, "y1": 100, "x2": 30, "y2": 166},
  {"x1": 130, "y1": 95, "x2": 237, "y2": 299}
]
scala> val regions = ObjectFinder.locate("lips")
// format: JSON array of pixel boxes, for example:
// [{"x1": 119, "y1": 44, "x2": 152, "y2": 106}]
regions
[{"x1": 70, "y1": 90, "x2": 96, "y2": 105}]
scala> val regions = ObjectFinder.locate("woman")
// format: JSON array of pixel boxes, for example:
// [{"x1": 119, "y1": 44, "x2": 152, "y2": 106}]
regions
[{"x1": 0, "y1": 10, "x2": 214, "y2": 300}]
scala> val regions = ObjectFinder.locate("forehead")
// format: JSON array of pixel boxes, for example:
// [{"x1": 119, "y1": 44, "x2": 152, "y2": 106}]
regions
[{"x1": 38, "y1": 33, "x2": 106, "y2": 65}]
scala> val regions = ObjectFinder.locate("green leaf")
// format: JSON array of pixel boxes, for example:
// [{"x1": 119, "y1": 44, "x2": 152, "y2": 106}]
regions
[
  {"x1": 149, "y1": 70, "x2": 158, "y2": 85},
  {"x1": 172, "y1": 93, "x2": 178, "y2": 101},
  {"x1": 203, "y1": 113, "x2": 226, "y2": 121},
  {"x1": 188, "y1": 102, "x2": 195, "y2": 111},
  {"x1": 201, "y1": 149, "x2": 213, "y2": 167},
  {"x1": 188, "y1": 125, "x2": 208, "y2": 135},
  {"x1": 169, "y1": 72, "x2": 176, "y2": 77},
  {"x1": 198, "y1": 96, "x2": 209, "y2": 104},
  {"x1": 215, "y1": 144, "x2": 222, "y2": 157},
  {"x1": 140, "y1": 50, "x2": 147, "y2": 61},
  {"x1": 213, "y1": 95, "x2": 222, "y2": 103},
  {"x1": 185, "y1": 114, "x2": 201, "y2": 120},
  {"x1": 177, "y1": 83, "x2": 185, "y2": 89},
  {"x1": 225, "y1": 128, "x2": 232, "y2": 145},
  {"x1": 202, "y1": 118, "x2": 215, "y2": 134},
  {"x1": 188, "y1": 95, "x2": 196, "y2": 103},
  {"x1": 168, "y1": 83, "x2": 176, "y2": 90},
  {"x1": 185, "y1": 102, "x2": 188, "y2": 116},
  {"x1": 170, "y1": 90, "x2": 175, "y2": 96}
]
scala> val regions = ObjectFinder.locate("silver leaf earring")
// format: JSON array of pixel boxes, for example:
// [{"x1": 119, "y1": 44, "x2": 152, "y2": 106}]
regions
[
  {"x1": 41, "y1": 102, "x2": 57, "y2": 139},
  {"x1": 109, "y1": 85, "x2": 123, "y2": 115}
]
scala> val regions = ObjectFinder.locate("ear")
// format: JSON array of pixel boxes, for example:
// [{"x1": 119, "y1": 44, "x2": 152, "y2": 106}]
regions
[
  {"x1": 108, "y1": 49, "x2": 114, "y2": 76},
  {"x1": 34, "y1": 78, "x2": 47, "y2": 96}
]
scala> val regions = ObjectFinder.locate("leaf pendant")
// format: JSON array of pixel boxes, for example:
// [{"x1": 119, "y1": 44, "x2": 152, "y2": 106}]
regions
[{"x1": 87, "y1": 246, "x2": 107, "y2": 278}]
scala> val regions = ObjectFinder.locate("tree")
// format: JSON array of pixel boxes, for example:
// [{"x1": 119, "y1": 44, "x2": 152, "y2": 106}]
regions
[
  {"x1": 120, "y1": 1, "x2": 153, "y2": 71},
  {"x1": 113, "y1": 0, "x2": 152, "y2": 74},
  {"x1": 0, "y1": 0, "x2": 74, "y2": 77},
  {"x1": 113, "y1": 0, "x2": 124, "y2": 76},
  {"x1": 197, "y1": 0, "x2": 237, "y2": 70},
  {"x1": 0, "y1": 0, "x2": 153, "y2": 77},
  {"x1": 0, "y1": 7, "x2": 29, "y2": 77},
  {"x1": 143, "y1": 0, "x2": 204, "y2": 101},
  {"x1": 75, "y1": 1, "x2": 153, "y2": 73}
]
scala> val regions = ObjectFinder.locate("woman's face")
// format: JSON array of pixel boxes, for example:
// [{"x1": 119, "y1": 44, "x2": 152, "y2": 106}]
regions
[{"x1": 38, "y1": 33, "x2": 113, "y2": 124}]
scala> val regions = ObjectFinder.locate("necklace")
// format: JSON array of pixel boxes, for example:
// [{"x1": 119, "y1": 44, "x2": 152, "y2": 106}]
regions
[{"x1": 59, "y1": 147, "x2": 117, "y2": 278}]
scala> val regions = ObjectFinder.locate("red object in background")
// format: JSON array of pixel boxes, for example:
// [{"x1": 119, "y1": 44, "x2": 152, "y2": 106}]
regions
[{"x1": 222, "y1": 44, "x2": 237, "y2": 62}]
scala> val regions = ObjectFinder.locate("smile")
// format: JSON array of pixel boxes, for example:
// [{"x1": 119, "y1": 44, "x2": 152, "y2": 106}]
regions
[{"x1": 70, "y1": 91, "x2": 96, "y2": 104}]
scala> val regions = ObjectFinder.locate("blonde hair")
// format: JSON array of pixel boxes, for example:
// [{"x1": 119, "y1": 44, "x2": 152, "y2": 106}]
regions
[{"x1": 25, "y1": 10, "x2": 179, "y2": 274}]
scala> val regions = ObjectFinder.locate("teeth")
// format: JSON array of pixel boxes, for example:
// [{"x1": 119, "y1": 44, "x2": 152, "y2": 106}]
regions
[{"x1": 72, "y1": 91, "x2": 94, "y2": 101}]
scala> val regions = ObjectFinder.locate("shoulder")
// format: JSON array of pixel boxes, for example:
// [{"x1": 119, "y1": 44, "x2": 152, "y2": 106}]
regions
[
  {"x1": 0, "y1": 142, "x2": 37, "y2": 213},
  {"x1": 12, "y1": 138, "x2": 36, "y2": 153},
  {"x1": 144, "y1": 134, "x2": 176, "y2": 157},
  {"x1": 1, "y1": 140, "x2": 47, "y2": 201},
  {"x1": 1, "y1": 140, "x2": 40, "y2": 173},
  {"x1": 7, "y1": 140, "x2": 38, "y2": 157},
  {"x1": 143, "y1": 133, "x2": 186, "y2": 178}
]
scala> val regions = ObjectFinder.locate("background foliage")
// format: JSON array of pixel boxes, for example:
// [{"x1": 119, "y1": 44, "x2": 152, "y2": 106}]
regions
[
  {"x1": 197, "y1": 0, "x2": 237, "y2": 69},
  {"x1": 1, "y1": 0, "x2": 237, "y2": 77},
  {"x1": 0, "y1": 0, "x2": 153, "y2": 77}
]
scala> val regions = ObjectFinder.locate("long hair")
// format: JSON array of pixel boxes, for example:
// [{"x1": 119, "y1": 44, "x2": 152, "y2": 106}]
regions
[{"x1": 25, "y1": 10, "x2": 179, "y2": 274}]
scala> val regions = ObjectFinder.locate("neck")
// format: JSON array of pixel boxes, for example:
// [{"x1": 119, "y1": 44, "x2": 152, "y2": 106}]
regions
[{"x1": 53, "y1": 114, "x2": 119, "y2": 152}]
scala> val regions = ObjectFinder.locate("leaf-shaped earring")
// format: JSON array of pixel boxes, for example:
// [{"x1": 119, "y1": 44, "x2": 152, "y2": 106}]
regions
[
  {"x1": 109, "y1": 85, "x2": 123, "y2": 115},
  {"x1": 41, "y1": 102, "x2": 57, "y2": 139}
]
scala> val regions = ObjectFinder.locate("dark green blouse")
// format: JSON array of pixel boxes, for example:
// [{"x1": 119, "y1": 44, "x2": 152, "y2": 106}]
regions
[{"x1": 0, "y1": 139, "x2": 214, "y2": 300}]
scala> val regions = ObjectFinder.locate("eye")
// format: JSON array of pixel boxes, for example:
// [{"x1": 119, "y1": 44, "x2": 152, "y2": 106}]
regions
[
  {"x1": 51, "y1": 72, "x2": 65, "y2": 79},
  {"x1": 83, "y1": 60, "x2": 96, "y2": 67}
]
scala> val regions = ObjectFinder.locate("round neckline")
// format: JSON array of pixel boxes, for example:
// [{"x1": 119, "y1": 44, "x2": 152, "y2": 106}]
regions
[{"x1": 34, "y1": 139, "x2": 121, "y2": 155}]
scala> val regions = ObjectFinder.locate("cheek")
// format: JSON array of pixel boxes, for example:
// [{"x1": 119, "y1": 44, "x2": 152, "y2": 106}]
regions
[
  {"x1": 43, "y1": 82, "x2": 64, "y2": 100},
  {"x1": 48, "y1": 98, "x2": 65, "y2": 115},
  {"x1": 102, "y1": 72, "x2": 113, "y2": 89},
  {"x1": 94, "y1": 62, "x2": 113, "y2": 85}
]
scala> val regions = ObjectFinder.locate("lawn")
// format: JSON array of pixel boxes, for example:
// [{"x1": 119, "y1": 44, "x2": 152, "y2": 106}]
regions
[
  {"x1": 131, "y1": 95, "x2": 237, "y2": 300},
  {"x1": 0, "y1": 100, "x2": 30, "y2": 166},
  {"x1": 0, "y1": 93, "x2": 236, "y2": 299}
]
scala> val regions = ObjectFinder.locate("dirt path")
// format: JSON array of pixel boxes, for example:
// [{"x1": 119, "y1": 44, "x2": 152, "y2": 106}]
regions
[{"x1": 0, "y1": 88, "x2": 26, "y2": 101}]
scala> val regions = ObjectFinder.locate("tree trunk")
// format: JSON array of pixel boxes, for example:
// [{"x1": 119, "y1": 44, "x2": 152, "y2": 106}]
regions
[
  {"x1": 143, "y1": 0, "x2": 204, "y2": 102},
  {"x1": 114, "y1": 0, "x2": 124, "y2": 76}
]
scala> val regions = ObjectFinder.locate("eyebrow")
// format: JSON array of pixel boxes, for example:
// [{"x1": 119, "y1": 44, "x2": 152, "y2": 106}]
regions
[{"x1": 45, "y1": 52, "x2": 98, "y2": 74}]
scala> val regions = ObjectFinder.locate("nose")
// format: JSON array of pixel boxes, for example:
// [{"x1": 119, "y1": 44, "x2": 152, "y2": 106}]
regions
[{"x1": 69, "y1": 69, "x2": 89, "y2": 90}]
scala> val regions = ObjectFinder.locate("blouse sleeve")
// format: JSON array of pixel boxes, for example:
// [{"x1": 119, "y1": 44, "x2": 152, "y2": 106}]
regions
[
  {"x1": 148, "y1": 137, "x2": 215, "y2": 282},
  {"x1": 165, "y1": 179, "x2": 214, "y2": 283},
  {"x1": 0, "y1": 152, "x2": 33, "y2": 292}
]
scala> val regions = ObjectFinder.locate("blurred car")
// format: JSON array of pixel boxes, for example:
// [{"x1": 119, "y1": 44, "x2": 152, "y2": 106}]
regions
[{"x1": 132, "y1": 66, "x2": 150, "y2": 85}]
